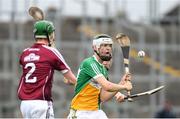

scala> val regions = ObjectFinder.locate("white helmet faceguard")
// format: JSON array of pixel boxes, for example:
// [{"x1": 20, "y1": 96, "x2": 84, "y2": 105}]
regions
[
  {"x1": 93, "y1": 34, "x2": 113, "y2": 61},
  {"x1": 93, "y1": 34, "x2": 113, "y2": 49}
]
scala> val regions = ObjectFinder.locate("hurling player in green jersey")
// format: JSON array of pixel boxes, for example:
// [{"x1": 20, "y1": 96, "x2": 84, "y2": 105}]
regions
[{"x1": 68, "y1": 34, "x2": 132, "y2": 119}]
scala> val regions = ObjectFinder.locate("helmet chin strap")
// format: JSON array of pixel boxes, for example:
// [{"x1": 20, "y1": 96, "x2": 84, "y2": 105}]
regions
[{"x1": 94, "y1": 50, "x2": 112, "y2": 61}]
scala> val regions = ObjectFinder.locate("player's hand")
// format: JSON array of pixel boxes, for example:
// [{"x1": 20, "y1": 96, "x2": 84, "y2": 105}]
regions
[
  {"x1": 63, "y1": 77, "x2": 69, "y2": 84},
  {"x1": 63, "y1": 77, "x2": 76, "y2": 86},
  {"x1": 123, "y1": 80, "x2": 132, "y2": 91},
  {"x1": 119, "y1": 73, "x2": 131, "y2": 85},
  {"x1": 125, "y1": 73, "x2": 131, "y2": 81},
  {"x1": 115, "y1": 92, "x2": 125, "y2": 103}
]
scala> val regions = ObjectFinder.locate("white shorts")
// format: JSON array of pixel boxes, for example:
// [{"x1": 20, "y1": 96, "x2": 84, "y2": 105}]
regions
[
  {"x1": 67, "y1": 109, "x2": 108, "y2": 119},
  {"x1": 20, "y1": 100, "x2": 54, "y2": 119}
]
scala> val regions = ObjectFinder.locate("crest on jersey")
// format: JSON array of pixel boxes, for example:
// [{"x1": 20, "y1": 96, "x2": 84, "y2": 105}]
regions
[{"x1": 24, "y1": 53, "x2": 40, "y2": 62}]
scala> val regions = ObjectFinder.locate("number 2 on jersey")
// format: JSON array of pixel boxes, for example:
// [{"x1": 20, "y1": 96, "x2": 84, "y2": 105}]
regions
[{"x1": 25, "y1": 63, "x2": 37, "y2": 83}]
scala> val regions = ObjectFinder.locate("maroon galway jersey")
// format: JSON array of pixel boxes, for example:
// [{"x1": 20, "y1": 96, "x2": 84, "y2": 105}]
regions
[{"x1": 17, "y1": 43, "x2": 70, "y2": 101}]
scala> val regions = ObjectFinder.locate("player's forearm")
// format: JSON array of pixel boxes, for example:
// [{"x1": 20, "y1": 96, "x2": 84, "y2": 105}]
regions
[
  {"x1": 96, "y1": 77, "x2": 126, "y2": 92},
  {"x1": 68, "y1": 78, "x2": 76, "y2": 85},
  {"x1": 63, "y1": 70, "x2": 77, "y2": 85},
  {"x1": 102, "y1": 81, "x2": 126, "y2": 92},
  {"x1": 100, "y1": 89, "x2": 117, "y2": 102}
]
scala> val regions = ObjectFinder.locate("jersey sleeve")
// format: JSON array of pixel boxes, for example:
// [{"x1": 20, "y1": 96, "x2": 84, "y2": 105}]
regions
[
  {"x1": 83, "y1": 61, "x2": 103, "y2": 80},
  {"x1": 50, "y1": 48, "x2": 70, "y2": 74}
]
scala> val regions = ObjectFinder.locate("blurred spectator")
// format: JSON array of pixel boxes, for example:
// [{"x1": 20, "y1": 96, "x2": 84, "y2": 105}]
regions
[{"x1": 155, "y1": 100, "x2": 176, "y2": 118}]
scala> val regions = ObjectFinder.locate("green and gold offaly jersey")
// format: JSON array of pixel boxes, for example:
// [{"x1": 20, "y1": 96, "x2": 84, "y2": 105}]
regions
[{"x1": 71, "y1": 55, "x2": 108, "y2": 110}]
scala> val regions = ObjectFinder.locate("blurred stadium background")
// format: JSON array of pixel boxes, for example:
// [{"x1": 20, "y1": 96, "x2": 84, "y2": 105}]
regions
[{"x1": 0, "y1": 0, "x2": 180, "y2": 118}]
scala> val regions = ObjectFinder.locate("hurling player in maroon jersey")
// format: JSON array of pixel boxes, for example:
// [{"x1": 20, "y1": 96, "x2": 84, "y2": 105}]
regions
[{"x1": 17, "y1": 20, "x2": 76, "y2": 118}]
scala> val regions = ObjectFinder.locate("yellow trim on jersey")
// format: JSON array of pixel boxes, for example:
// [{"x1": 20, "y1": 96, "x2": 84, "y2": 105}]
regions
[{"x1": 71, "y1": 83, "x2": 100, "y2": 110}]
